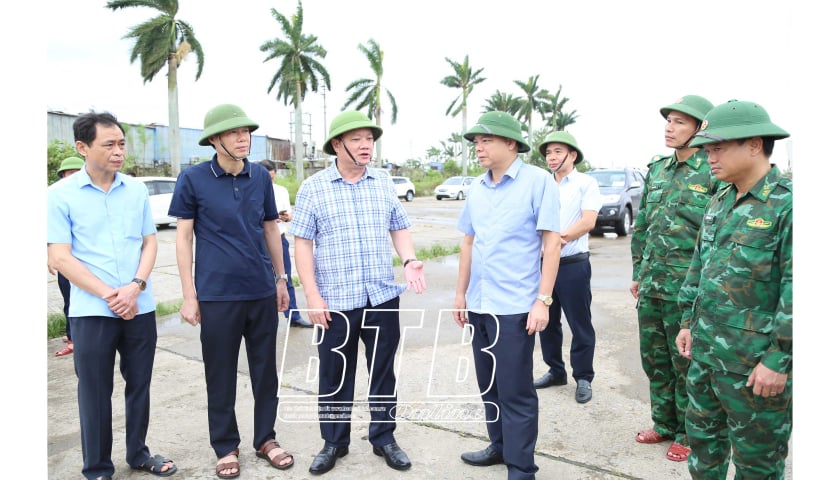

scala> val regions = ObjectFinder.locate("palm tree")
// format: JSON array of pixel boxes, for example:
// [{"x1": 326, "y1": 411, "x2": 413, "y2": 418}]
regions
[
  {"x1": 107, "y1": 0, "x2": 204, "y2": 177},
  {"x1": 260, "y1": 0, "x2": 330, "y2": 182},
  {"x1": 441, "y1": 55, "x2": 485, "y2": 176},
  {"x1": 483, "y1": 90, "x2": 523, "y2": 117},
  {"x1": 342, "y1": 39, "x2": 398, "y2": 166},
  {"x1": 513, "y1": 75, "x2": 545, "y2": 145},
  {"x1": 539, "y1": 84, "x2": 579, "y2": 130}
]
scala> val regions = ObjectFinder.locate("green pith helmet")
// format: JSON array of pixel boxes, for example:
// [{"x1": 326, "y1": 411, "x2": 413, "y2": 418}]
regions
[
  {"x1": 323, "y1": 111, "x2": 383, "y2": 155},
  {"x1": 660, "y1": 95, "x2": 714, "y2": 122},
  {"x1": 57, "y1": 156, "x2": 85, "y2": 175},
  {"x1": 538, "y1": 131, "x2": 584, "y2": 164},
  {"x1": 198, "y1": 104, "x2": 259, "y2": 146},
  {"x1": 464, "y1": 111, "x2": 530, "y2": 153},
  {"x1": 689, "y1": 100, "x2": 790, "y2": 148}
]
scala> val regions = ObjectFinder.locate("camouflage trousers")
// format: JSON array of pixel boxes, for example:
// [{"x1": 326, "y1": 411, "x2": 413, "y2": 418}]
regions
[
  {"x1": 686, "y1": 361, "x2": 791, "y2": 480},
  {"x1": 636, "y1": 296, "x2": 690, "y2": 444}
]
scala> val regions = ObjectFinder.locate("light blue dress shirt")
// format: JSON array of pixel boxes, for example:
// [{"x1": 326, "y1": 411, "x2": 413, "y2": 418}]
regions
[
  {"x1": 47, "y1": 169, "x2": 157, "y2": 317},
  {"x1": 457, "y1": 158, "x2": 562, "y2": 315}
]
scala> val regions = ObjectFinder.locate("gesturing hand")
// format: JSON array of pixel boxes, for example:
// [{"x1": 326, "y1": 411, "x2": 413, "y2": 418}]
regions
[{"x1": 404, "y1": 260, "x2": 426, "y2": 294}]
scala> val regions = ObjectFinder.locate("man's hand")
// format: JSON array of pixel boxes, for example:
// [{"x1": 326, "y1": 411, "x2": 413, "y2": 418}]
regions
[
  {"x1": 453, "y1": 294, "x2": 468, "y2": 328},
  {"x1": 104, "y1": 283, "x2": 141, "y2": 320},
  {"x1": 629, "y1": 281, "x2": 640, "y2": 299},
  {"x1": 404, "y1": 260, "x2": 426, "y2": 294},
  {"x1": 676, "y1": 328, "x2": 692, "y2": 359},
  {"x1": 747, "y1": 362, "x2": 788, "y2": 398},
  {"x1": 276, "y1": 281, "x2": 290, "y2": 312},
  {"x1": 526, "y1": 302, "x2": 549, "y2": 336},
  {"x1": 180, "y1": 297, "x2": 201, "y2": 326}
]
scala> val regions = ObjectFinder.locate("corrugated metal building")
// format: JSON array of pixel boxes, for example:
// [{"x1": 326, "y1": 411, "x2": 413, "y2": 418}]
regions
[{"x1": 48, "y1": 111, "x2": 292, "y2": 170}]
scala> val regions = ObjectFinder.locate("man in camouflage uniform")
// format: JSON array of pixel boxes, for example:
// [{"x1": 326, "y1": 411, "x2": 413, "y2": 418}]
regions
[
  {"x1": 676, "y1": 100, "x2": 792, "y2": 479},
  {"x1": 630, "y1": 95, "x2": 721, "y2": 462}
]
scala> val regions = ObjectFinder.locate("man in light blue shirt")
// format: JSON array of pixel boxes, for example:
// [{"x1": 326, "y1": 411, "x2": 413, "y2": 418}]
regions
[
  {"x1": 290, "y1": 111, "x2": 426, "y2": 475},
  {"x1": 453, "y1": 111, "x2": 562, "y2": 480},
  {"x1": 47, "y1": 111, "x2": 176, "y2": 479},
  {"x1": 532, "y1": 131, "x2": 602, "y2": 405}
]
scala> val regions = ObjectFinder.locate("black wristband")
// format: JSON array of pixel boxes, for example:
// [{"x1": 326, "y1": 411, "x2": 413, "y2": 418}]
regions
[{"x1": 403, "y1": 258, "x2": 416, "y2": 267}]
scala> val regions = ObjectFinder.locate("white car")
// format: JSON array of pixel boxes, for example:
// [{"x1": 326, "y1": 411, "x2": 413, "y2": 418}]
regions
[
  {"x1": 391, "y1": 176, "x2": 416, "y2": 202},
  {"x1": 135, "y1": 176, "x2": 178, "y2": 227},
  {"x1": 434, "y1": 176, "x2": 475, "y2": 200}
]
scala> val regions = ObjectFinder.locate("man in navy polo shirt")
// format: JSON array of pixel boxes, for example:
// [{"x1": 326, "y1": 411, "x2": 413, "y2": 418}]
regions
[{"x1": 169, "y1": 104, "x2": 293, "y2": 478}]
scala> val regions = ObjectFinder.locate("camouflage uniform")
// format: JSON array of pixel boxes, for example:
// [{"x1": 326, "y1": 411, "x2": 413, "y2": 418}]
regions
[
  {"x1": 678, "y1": 167, "x2": 792, "y2": 479},
  {"x1": 678, "y1": 99, "x2": 792, "y2": 479},
  {"x1": 631, "y1": 150, "x2": 722, "y2": 444}
]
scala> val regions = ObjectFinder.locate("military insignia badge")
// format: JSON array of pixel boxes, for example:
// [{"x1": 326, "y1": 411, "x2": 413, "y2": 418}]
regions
[
  {"x1": 700, "y1": 119, "x2": 708, "y2": 131},
  {"x1": 746, "y1": 218, "x2": 773, "y2": 229},
  {"x1": 688, "y1": 184, "x2": 709, "y2": 193}
]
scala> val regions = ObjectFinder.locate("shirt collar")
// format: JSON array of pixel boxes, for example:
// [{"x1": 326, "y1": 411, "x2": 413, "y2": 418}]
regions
[
  {"x1": 480, "y1": 156, "x2": 524, "y2": 186},
  {"x1": 209, "y1": 154, "x2": 253, "y2": 178}
]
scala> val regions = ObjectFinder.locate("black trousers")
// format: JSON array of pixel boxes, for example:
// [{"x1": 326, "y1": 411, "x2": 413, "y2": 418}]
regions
[
  {"x1": 58, "y1": 271, "x2": 71, "y2": 340},
  {"x1": 199, "y1": 297, "x2": 280, "y2": 457},
  {"x1": 318, "y1": 296, "x2": 401, "y2": 448},
  {"x1": 470, "y1": 312, "x2": 539, "y2": 480},
  {"x1": 538, "y1": 255, "x2": 595, "y2": 382},
  {"x1": 73, "y1": 312, "x2": 157, "y2": 480}
]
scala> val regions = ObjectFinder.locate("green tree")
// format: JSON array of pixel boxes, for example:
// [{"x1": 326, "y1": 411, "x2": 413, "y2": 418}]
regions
[
  {"x1": 540, "y1": 84, "x2": 579, "y2": 130},
  {"x1": 342, "y1": 38, "x2": 397, "y2": 166},
  {"x1": 441, "y1": 55, "x2": 485, "y2": 176},
  {"x1": 483, "y1": 90, "x2": 523, "y2": 116},
  {"x1": 107, "y1": 0, "x2": 204, "y2": 177},
  {"x1": 260, "y1": 0, "x2": 330, "y2": 182},
  {"x1": 513, "y1": 75, "x2": 545, "y2": 145},
  {"x1": 47, "y1": 140, "x2": 79, "y2": 186}
]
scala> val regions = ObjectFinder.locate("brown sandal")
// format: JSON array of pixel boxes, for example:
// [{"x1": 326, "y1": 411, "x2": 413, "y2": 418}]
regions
[
  {"x1": 215, "y1": 448, "x2": 240, "y2": 479},
  {"x1": 256, "y1": 439, "x2": 294, "y2": 470}
]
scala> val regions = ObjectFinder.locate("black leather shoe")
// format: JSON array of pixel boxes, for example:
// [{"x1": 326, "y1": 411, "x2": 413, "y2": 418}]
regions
[
  {"x1": 290, "y1": 318, "x2": 314, "y2": 328},
  {"x1": 576, "y1": 379, "x2": 592, "y2": 403},
  {"x1": 460, "y1": 445, "x2": 504, "y2": 466},
  {"x1": 533, "y1": 371, "x2": 568, "y2": 389},
  {"x1": 373, "y1": 442, "x2": 411, "y2": 471},
  {"x1": 308, "y1": 445, "x2": 349, "y2": 475}
]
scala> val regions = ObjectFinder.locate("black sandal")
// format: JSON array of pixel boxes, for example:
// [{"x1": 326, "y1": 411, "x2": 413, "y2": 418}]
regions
[{"x1": 132, "y1": 453, "x2": 178, "y2": 477}]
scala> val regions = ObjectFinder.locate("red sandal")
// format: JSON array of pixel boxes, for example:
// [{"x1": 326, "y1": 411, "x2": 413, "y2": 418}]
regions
[
  {"x1": 55, "y1": 341, "x2": 74, "y2": 357},
  {"x1": 635, "y1": 429, "x2": 670, "y2": 444},
  {"x1": 666, "y1": 442, "x2": 690, "y2": 462}
]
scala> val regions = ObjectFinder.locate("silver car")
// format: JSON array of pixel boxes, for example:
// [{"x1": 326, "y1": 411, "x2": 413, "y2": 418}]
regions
[{"x1": 434, "y1": 176, "x2": 475, "y2": 200}]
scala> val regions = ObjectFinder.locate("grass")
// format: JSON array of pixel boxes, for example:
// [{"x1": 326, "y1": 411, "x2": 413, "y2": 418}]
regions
[
  {"x1": 392, "y1": 243, "x2": 461, "y2": 266},
  {"x1": 46, "y1": 300, "x2": 185, "y2": 340}
]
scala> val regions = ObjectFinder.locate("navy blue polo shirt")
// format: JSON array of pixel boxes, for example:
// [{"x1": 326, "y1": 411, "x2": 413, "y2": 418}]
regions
[{"x1": 168, "y1": 156, "x2": 280, "y2": 301}]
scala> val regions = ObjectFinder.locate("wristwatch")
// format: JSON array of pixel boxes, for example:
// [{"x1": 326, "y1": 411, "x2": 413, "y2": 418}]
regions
[
  {"x1": 131, "y1": 277, "x2": 147, "y2": 291},
  {"x1": 537, "y1": 294, "x2": 553, "y2": 307},
  {"x1": 275, "y1": 273, "x2": 288, "y2": 284}
]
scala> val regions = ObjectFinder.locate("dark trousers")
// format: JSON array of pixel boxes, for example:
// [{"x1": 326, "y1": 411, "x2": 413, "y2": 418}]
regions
[
  {"x1": 73, "y1": 312, "x2": 157, "y2": 480},
  {"x1": 280, "y1": 234, "x2": 300, "y2": 321},
  {"x1": 539, "y1": 256, "x2": 595, "y2": 382},
  {"x1": 470, "y1": 312, "x2": 539, "y2": 480},
  {"x1": 318, "y1": 296, "x2": 400, "y2": 448},
  {"x1": 58, "y1": 271, "x2": 71, "y2": 340},
  {"x1": 199, "y1": 297, "x2": 280, "y2": 457}
]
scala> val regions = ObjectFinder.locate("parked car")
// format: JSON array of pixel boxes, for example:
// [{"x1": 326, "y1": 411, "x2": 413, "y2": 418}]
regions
[
  {"x1": 135, "y1": 176, "x2": 178, "y2": 228},
  {"x1": 391, "y1": 176, "x2": 416, "y2": 202},
  {"x1": 434, "y1": 176, "x2": 475, "y2": 200},
  {"x1": 585, "y1": 168, "x2": 646, "y2": 236}
]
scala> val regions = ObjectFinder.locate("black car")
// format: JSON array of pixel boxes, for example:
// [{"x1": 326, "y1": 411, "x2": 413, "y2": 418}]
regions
[{"x1": 585, "y1": 168, "x2": 646, "y2": 236}]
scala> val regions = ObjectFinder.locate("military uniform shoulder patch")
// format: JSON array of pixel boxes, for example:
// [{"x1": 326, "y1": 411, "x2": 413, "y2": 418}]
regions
[
  {"x1": 746, "y1": 218, "x2": 773, "y2": 229},
  {"x1": 688, "y1": 184, "x2": 709, "y2": 193}
]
